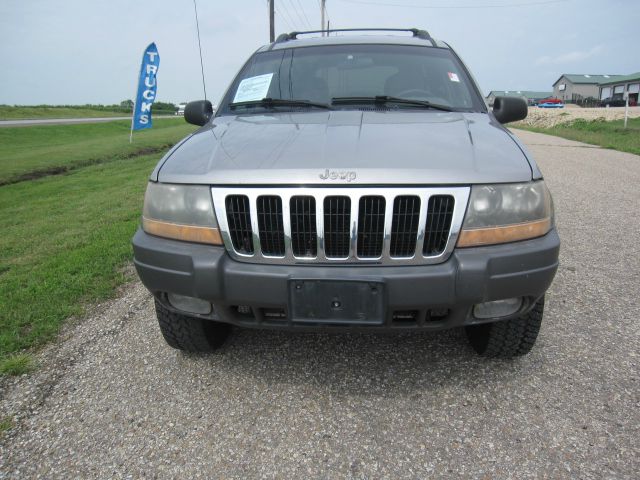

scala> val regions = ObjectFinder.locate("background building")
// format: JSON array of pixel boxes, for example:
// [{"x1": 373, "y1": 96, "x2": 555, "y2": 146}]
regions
[
  {"x1": 598, "y1": 72, "x2": 640, "y2": 106},
  {"x1": 485, "y1": 90, "x2": 552, "y2": 106},
  {"x1": 552, "y1": 74, "x2": 622, "y2": 103}
]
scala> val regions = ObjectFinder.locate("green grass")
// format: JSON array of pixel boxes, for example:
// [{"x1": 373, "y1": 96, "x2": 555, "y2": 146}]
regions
[
  {"x1": 0, "y1": 116, "x2": 196, "y2": 372},
  {"x1": 0, "y1": 106, "x2": 127, "y2": 120},
  {"x1": 0, "y1": 119, "x2": 194, "y2": 185},
  {"x1": 0, "y1": 152, "x2": 168, "y2": 366},
  {"x1": 512, "y1": 117, "x2": 640, "y2": 156},
  {"x1": 0, "y1": 354, "x2": 34, "y2": 375},
  {"x1": 0, "y1": 416, "x2": 14, "y2": 435},
  {"x1": 0, "y1": 105, "x2": 175, "y2": 120}
]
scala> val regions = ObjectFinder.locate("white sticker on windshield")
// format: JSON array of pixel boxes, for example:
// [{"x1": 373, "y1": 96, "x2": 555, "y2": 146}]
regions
[
  {"x1": 233, "y1": 73, "x2": 274, "y2": 103},
  {"x1": 448, "y1": 72, "x2": 460, "y2": 82}
]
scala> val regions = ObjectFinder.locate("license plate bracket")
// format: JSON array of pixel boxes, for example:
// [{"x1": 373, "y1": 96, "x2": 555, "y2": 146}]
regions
[{"x1": 289, "y1": 279, "x2": 385, "y2": 325}]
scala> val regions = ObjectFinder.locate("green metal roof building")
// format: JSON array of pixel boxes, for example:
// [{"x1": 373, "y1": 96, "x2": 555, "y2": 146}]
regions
[
  {"x1": 552, "y1": 74, "x2": 623, "y2": 102},
  {"x1": 598, "y1": 72, "x2": 640, "y2": 105}
]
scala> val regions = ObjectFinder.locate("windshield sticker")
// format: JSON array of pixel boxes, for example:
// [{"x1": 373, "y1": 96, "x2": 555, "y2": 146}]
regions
[
  {"x1": 448, "y1": 72, "x2": 460, "y2": 82},
  {"x1": 233, "y1": 73, "x2": 274, "y2": 103}
]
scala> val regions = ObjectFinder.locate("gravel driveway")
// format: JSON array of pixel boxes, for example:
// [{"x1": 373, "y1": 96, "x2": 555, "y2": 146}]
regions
[{"x1": 1, "y1": 130, "x2": 639, "y2": 479}]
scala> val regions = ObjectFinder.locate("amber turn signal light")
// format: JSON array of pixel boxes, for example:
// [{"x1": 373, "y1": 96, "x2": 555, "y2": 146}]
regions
[
  {"x1": 457, "y1": 218, "x2": 551, "y2": 248},
  {"x1": 142, "y1": 217, "x2": 223, "y2": 245}
]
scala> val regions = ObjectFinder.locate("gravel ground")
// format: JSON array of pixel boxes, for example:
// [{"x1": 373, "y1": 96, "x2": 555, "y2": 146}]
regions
[
  {"x1": 517, "y1": 106, "x2": 640, "y2": 128},
  {"x1": 1, "y1": 130, "x2": 639, "y2": 479}
]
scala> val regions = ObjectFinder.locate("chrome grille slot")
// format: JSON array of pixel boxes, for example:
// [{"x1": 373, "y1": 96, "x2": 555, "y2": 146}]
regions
[
  {"x1": 212, "y1": 187, "x2": 470, "y2": 265},
  {"x1": 390, "y1": 196, "x2": 420, "y2": 257},
  {"x1": 323, "y1": 196, "x2": 351, "y2": 258},
  {"x1": 290, "y1": 196, "x2": 317, "y2": 257},
  {"x1": 357, "y1": 196, "x2": 385, "y2": 258},
  {"x1": 423, "y1": 195, "x2": 455, "y2": 256},
  {"x1": 257, "y1": 195, "x2": 285, "y2": 256},
  {"x1": 225, "y1": 195, "x2": 253, "y2": 254}
]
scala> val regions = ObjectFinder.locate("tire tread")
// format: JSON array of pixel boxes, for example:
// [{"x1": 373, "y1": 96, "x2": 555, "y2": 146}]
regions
[
  {"x1": 155, "y1": 300, "x2": 229, "y2": 352},
  {"x1": 467, "y1": 297, "x2": 544, "y2": 358}
]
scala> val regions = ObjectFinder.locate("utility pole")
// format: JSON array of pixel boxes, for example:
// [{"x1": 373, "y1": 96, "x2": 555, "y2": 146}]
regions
[
  {"x1": 321, "y1": 0, "x2": 325, "y2": 36},
  {"x1": 269, "y1": 0, "x2": 275, "y2": 42}
]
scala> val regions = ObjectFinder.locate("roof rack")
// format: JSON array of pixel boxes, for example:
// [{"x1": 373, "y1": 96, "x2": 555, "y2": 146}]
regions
[{"x1": 275, "y1": 28, "x2": 435, "y2": 46}]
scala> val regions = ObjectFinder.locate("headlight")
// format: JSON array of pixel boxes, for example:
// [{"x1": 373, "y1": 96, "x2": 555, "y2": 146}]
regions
[
  {"x1": 142, "y1": 182, "x2": 222, "y2": 245},
  {"x1": 457, "y1": 180, "x2": 553, "y2": 247}
]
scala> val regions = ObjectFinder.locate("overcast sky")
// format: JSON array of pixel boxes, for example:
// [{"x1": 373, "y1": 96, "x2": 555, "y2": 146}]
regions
[{"x1": 1, "y1": 0, "x2": 638, "y2": 105}]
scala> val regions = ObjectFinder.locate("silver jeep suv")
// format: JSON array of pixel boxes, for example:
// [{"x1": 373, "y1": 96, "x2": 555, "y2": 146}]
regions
[{"x1": 132, "y1": 28, "x2": 559, "y2": 358}]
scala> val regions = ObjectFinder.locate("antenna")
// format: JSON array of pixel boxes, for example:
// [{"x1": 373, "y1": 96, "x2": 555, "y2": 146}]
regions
[{"x1": 192, "y1": 0, "x2": 208, "y2": 100}]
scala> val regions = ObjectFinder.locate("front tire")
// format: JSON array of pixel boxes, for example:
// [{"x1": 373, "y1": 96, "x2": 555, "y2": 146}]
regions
[
  {"x1": 155, "y1": 299, "x2": 231, "y2": 352},
  {"x1": 465, "y1": 297, "x2": 544, "y2": 358}
]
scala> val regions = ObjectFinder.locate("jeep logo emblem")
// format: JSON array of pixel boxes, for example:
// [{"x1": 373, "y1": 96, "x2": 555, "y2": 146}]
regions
[{"x1": 319, "y1": 169, "x2": 357, "y2": 182}]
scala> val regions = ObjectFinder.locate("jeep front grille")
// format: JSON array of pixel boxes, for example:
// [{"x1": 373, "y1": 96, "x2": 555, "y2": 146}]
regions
[
  {"x1": 213, "y1": 187, "x2": 470, "y2": 265},
  {"x1": 357, "y1": 196, "x2": 385, "y2": 258},
  {"x1": 256, "y1": 195, "x2": 285, "y2": 256},
  {"x1": 323, "y1": 196, "x2": 351, "y2": 258},
  {"x1": 390, "y1": 195, "x2": 421, "y2": 257},
  {"x1": 424, "y1": 195, "x2": 455, "y2": 256},
  {"x1": 290, "y1": 196, "x2": 317, "y2": 257},
  {"x1": 225, "y1": 195, "x2": 253, "y2": 254}
]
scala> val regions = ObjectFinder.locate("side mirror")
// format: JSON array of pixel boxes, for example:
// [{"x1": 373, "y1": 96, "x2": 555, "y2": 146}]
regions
[
  {"x1": 492, "y1": 96, "x2": 527, "y2": 124},
  {"x1": 184, "y1": 100, "x2": 213, "y2": 126}
]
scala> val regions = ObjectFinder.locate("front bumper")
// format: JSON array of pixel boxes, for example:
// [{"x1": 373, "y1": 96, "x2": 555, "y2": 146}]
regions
[{"x1": 132, "y1": 228, "x2": 560, "y2": 331}]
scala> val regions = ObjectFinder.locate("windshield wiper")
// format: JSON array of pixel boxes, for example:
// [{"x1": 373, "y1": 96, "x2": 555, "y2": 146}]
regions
[
  {"x1": 332, "y1": 96, "x2": 453, "y2": 112},
  {"x1": 229, "y1": 97, "x2": 332, "y2": 110}
]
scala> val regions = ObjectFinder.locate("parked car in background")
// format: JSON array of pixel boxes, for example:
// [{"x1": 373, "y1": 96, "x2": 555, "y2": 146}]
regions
[
  {"x1": 538, "y1": 97, "x2": 562, "y2": 104},
  {"x1": 599, "y1": 97, "x2": 626, "y2": 107},
  {"x1": 175, "y1": 103, "x2": 187, "y2": 116},
  {"x1": 538, "y1": 101, "x2": 564, "y2": 108}
]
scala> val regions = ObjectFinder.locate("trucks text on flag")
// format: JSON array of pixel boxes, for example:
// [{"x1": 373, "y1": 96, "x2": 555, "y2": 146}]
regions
[{"x1": 131, "y1": 42, "x2": 160, "y2": 134}]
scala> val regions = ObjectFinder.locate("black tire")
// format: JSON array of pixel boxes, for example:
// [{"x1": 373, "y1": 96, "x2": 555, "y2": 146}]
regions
[
  {"x1": 465, "y1": 297, "x2": 544, "y2": 358},
  {"x1": 155, "y1": 299, "x2": 231, "y2": 352}
]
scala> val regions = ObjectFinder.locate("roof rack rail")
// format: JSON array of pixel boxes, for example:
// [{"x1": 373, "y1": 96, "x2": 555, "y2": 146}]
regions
[{"x1": 275, "y1": 28, "x2": 435, "y2": 46}]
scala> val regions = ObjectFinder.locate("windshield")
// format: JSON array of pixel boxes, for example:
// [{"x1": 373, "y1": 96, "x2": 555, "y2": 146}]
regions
[{"x1": 219, "y1": 44, "x2": 484, "y2": 114}]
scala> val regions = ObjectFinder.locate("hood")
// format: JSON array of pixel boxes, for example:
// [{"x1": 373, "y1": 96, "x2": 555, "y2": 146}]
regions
[{"x1": 155, "y1": 111, "x2": 533, "y2": 185}]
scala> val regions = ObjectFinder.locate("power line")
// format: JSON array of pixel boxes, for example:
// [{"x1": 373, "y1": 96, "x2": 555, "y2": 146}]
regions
[
  {"x1": 324, "y1": 2, "x2": 331, "y2": 28},
  {"x1": 275, "y1": 8, "x2": 296, "y2": 31},
  {"x1": 294, "y1": 0, "x2": 313, "y2": 28},
  {"x1": 285, "y1": 0, "x2": 310, "y2": 29},
  {"x1": 283, "y1": 2, "x2": 303, "y2": 29},
  {"x1": 338, "y1": 0, "x2": 569, "y2": 8}
]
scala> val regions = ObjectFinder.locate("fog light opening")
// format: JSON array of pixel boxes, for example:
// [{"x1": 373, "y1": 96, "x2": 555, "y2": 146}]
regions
[
  {"x1": 167, "y1": 293, "x2": 212, "y2": 315},
  {"x1": 473, "y1": 298, "x2": 522, "y2": 319}
]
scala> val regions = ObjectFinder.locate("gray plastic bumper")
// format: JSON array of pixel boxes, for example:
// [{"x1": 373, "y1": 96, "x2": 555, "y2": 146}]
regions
[{"x1": 132, "y1": 228, "x2": 560, "y2": 330}]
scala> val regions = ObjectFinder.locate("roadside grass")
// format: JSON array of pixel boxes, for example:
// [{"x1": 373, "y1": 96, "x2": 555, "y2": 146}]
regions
[
  {"x1": 0, "y1": 416, "x2": 14, "y2": 436},
  {"x1": 0, "y1": 354, "x2": 34, "y2": 375},
  {"x1": 0, "y1": 119, "x2": 194, "y2": 185},
  {"x1": 0, "y1": 106, "x2": 127, "y2": 120},
  {"x1": 0, "y1": 105, "x2": 175, "y2": 120},
  {"x1": 0, "y1": 151, "x2": 175, "y2": 374},
  {"x1": 512, "y1": 117, "x2": 640, "y2": 156}
]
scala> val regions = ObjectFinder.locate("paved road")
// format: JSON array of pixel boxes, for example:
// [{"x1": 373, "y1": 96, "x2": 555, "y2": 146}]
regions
[
  {"x1": 1, "y1": 131, "x2": 639, "y2": 478},
  {"x1": 0, "y1": 116, "x2": 176, "y2": 128}
]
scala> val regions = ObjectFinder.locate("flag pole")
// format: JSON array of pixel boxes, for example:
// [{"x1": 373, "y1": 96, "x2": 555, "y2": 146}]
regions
[
  {"x1": 129, "y1": 99, "x2": 135, "y2": 144},
  {"x1": 129, "y1": 46, "x2": 145, "y2": 144}
]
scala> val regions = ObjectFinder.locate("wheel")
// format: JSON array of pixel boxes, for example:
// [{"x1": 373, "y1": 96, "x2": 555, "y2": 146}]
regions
[
  {"x1": 465, "y1": 297, "x2": 544, "y2": 358},
  {"x1": 154, "y1": 299, "x2": 231, "y2": 352}
]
